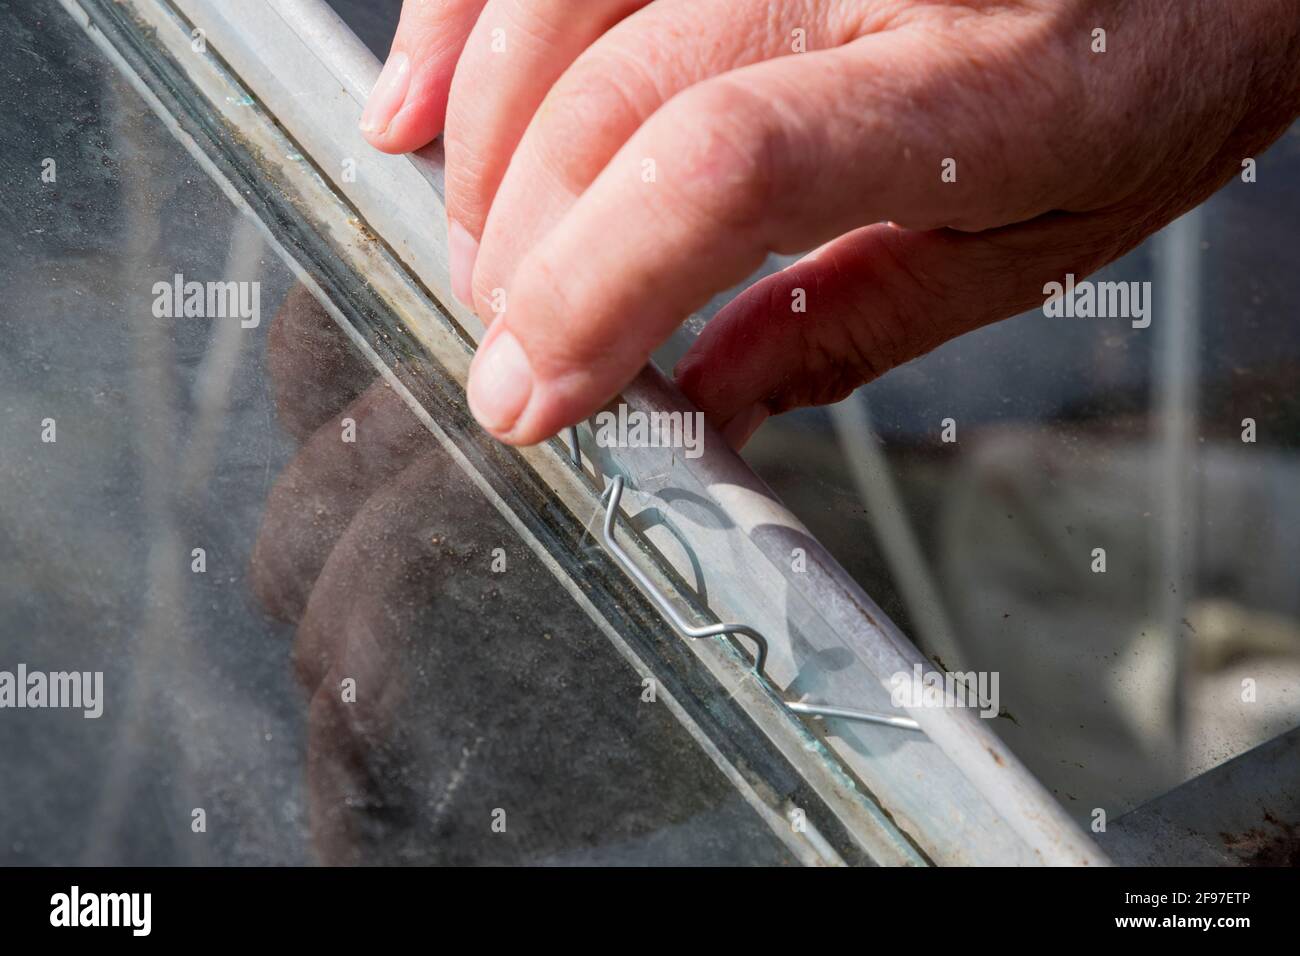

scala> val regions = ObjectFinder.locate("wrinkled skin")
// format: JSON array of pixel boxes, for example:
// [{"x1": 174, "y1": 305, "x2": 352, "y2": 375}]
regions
[{"x1": 358, "y1": 0, "x2": 1300, "y2": 449}]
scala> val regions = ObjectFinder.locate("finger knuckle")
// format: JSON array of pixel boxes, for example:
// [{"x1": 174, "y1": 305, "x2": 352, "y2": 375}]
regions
[
  {"x1": 442, "y1": 139, "x2": 496, "y2": 222},
  {"x1": 653, "y1": 82, "x2": 777, "y2": 237},
  {"x1": 532, "y1": 52, "x2": 654, "y2": 195}
]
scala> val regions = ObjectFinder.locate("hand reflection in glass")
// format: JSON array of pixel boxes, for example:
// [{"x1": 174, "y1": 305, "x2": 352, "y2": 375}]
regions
[{"x1": 248, "y1": 286, "x2": 797, "y2": 865}]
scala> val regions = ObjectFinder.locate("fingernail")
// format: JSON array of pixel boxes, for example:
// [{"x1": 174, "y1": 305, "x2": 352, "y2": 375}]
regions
[
  {"x1": 360, "y1": 51, "x2": 411, "y2": 136},
  {"x1": 721, "y1": 404, "x2": 770, "y2": 452},
  {"x1": 468, "y1": 329, "x2": 533, "y2": 435},
  {"x1": 448, "y1": 220, "x2": 479, "y2": 307}
]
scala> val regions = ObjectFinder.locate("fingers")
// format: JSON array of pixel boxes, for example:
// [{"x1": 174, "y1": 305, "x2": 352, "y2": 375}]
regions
[
  {"x1": 266, "y1": 285, "x2": 375, "y2": 442},
  {"x1": 256, "y1": 284, "x2": 437, "y2": 624},
  {"x1": 464, "y1": 0, "x2": 855, "y2": 316},
  {"x1": 442, "y1": 0, "x2": 651, "y2": 302},
  {"x1": 249, "y1": 381, "x2": 436, "y2": 624},
  {"x1": 466, "y1": 30, "x2": 1078, "y2": 445},
  {"x1": 291, "y1": 448, "x2": 466, "y2": 694},
  {"x1": 675, "y1": 210, "x2": 1142, "y2": 449},
  {"x1": 360, "y1": 0, "x2": 489, "y2": 153}
]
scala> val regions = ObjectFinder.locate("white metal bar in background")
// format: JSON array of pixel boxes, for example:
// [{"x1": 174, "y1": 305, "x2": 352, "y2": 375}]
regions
[{"x1": 1154, "y1": 208, "x2": 1204, "y2": 766}]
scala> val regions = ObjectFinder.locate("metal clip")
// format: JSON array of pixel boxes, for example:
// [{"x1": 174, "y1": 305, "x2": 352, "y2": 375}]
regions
[
  {"x1": 566, "y1": 425, "x2": 582, "y2": 468},
  {"x1": 600, "y1": 474, "x2": 921, "y2": 733},
  {"x1": 601, "y1": 477, "x2": 770, "y2": 672}
]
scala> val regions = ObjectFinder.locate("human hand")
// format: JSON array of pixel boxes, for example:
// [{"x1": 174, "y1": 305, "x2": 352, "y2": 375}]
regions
[{"x1": 361, "y1": 0, "x2": 1300, "y2": 449}]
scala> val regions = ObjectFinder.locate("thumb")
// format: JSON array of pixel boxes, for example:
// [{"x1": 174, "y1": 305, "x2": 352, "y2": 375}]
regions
[
  {"x1": 360, "y1": 0, "x2": 487, "y2": 153},
  {"x1": 675, "y1": 214, "x2": 1138, "y2": 449}
]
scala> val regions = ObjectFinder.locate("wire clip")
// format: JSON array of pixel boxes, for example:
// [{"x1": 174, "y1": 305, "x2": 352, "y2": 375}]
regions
[{"x1": 599, "y1": 473, "x2": 921, "y2": 732}]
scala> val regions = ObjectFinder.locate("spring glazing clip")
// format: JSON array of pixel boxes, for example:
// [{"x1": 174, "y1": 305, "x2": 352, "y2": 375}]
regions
[{"x1": 569, "y1": 427, "x2": 921, "y2": 733}]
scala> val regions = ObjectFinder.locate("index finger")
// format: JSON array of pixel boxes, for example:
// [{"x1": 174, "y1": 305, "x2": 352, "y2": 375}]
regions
[{"x1": 466, "y1": 33, "x2": 1069, "y2": 444}]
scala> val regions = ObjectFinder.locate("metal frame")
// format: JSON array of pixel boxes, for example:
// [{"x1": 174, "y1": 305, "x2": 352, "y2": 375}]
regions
[{"x1": 82, "y1": 0, "x2": 1109, "y2": 865}]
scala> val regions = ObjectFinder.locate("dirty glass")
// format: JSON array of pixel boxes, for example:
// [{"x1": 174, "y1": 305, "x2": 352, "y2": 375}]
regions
[
  {"x1": 327, "y1": 0, "x2": 1300, "y2": 855},
  {"x1": 0, "y1": 0, "x2": 802, "y2": 865}
]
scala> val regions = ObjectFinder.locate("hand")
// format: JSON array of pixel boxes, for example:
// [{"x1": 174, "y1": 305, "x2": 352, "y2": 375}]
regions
[{"x1": 361, "y1": 0, "x2": 1300, "y2": 449}]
